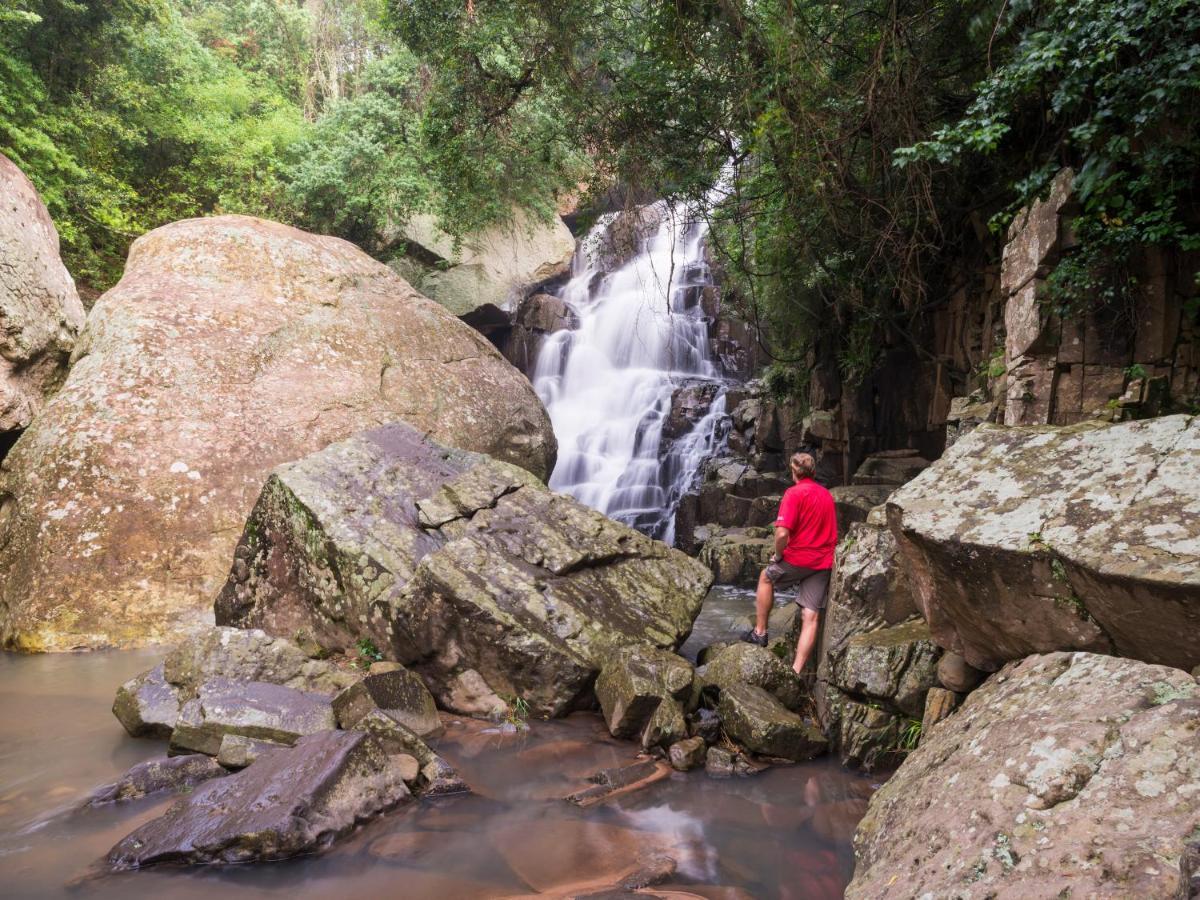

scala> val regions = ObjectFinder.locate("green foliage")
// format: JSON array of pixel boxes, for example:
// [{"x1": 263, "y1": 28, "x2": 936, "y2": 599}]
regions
[
  {"x1": 898, "y1": 718, "x2": 922, "y2": 752},
  {"x1": 900, "y1": 0, "x2": 1200, "y2": 317},
  {"x1": 354, "y1": 636, "x2": 384, "y2": 668}
]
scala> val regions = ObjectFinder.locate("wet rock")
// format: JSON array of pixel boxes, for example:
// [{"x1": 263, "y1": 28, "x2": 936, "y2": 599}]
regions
[
  {"x1": 0, "y1": 214, "x2": 555, "y2": 651},
  {"x1": 664, "y1": 380, "x2": 722, "y2": 441},
  {"x1": 0, "y1": 154, "x2": 85, "y2": 439},
  {"x1": 698, "y1": 643, "x2": 805, "y2": 712},
  {"x1": 733, "y1": 755, "x2": 764, "y2": 778},
  {"x1": 168, "y1": 678, "x2": 336, "y2": 756},
  {"x1": 420, "y1": 757, "x2": 471, "y2": 796},
  {"x1": 920, "y1": 687, "x2": 958, "y2": 734},
  {"x1": 717, "y1": 683, "x2": 827, "y2": 762},
  {"x1": 687, "y1": 707, "x2": 721, "y2": 744},
  {"x1": 819, "y1": 691, "x2": 907, "y2": 772},
  {"x1": 113, "y1": 664, "x2": 184, "y2": 739},
  {"x1": 936, "y1": 651, "x2": 984, "y2": 693},
  {"x1": 705, "y1": 746, "x2": 735, "y2": 778},
  {"x1": 161, "y1": 627, "x2": 358, "y2": 697},
  {"x1": 83, "y1": 755, "x2": 226, "y2": 806},
  {"x1": 668, "y1": 736, "x2": 707, "y2": 771},
  {"x1": 887, "y1": 415, "x2": 1200, "y2": 672},
  {"x1": 697, "y1": 526, "x2": 774, "y2": 586},
  {"x1": 848, "y1": 652, "x2": 1200, "y2": 899},
  {"x1": 502, "y1": 292, "x2": 578, "y2": 370},
  {"x1": 565, "y1": 760, "x2": 672, "y2": 807},
  {"x1": 215, "y1": 734, "x2": 286, "y2": 770},
  {"x1": 350, "y1": 709, "x2": 436, "y2": 766},
  {"x1": 331, "y1": 667, "x2": 440, "y2": 737},
  {"x1": 595, "y1": 645, "x2": 696, "y2": 739},
  {"x1": 109, "y1": 730, "x2": 411, "y2": 868},
  {"x1": 216, "y1": 422, "x2": 711, "y2": 718}
]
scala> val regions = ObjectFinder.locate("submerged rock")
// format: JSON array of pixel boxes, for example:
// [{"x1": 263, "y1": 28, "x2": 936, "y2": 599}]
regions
[
  {"x1": 717, "y1": 683, "x2": 827, "y2": 762},
  {"x1": 168, "y1": 678, "x2": 336, "y2": 756},
  {"x1": 0, "y1": 214, "x2": 555, "y2": 651},
  {"x1": 0, "y1": 153, "x2": 85, "y2": 440},
  {"x1": 888, "y1": 416, "x2": 1200, "y2": 671},
  {"x1": 83, "y1": 755, "x2": 226, "y2": 806},
  {"x1": 215, "y1": 422, "x2": 711, "y2": 718},
  {"x1": 109, "y1": 730, "x2": 411, "y2": 868},
  {"x1": 848, "y1": 652, "x2": 1200, "y2": 899}
]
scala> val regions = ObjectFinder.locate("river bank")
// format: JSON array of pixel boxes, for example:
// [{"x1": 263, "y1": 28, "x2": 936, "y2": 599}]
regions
[{"x1": 0, "y1": 594, "x2": 879, "y2": 900}]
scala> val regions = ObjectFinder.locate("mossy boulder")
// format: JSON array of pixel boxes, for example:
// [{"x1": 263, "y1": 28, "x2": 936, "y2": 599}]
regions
[
  {"x1": 215, "y1": 422, "x2": 712, "y2": 718},
  {"x1": 697, "y1": 643, "x2": 805, "y2": 712},
  {"x1": 717, "y1": 682, "x2": 827, "y2": 762},
  {"x1": 331, "y1": 667, "x2": 440, "y2": 737},
  {"x1": 595, "y1": 645, "x2": 696, "y2": 738},
  {"x1": 825, "y1": 618, "x2": 941, "y2": 719}
]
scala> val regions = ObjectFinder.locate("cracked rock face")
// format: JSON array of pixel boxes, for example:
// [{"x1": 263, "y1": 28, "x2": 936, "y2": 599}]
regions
[
  {"x1": 848, "y1": 652, "x2": 1200, "y2": 899},
  {"x1": 0, "y1": 214, "x2": 555, "y2": 651},
  {"x1": 887, "y1": 415, "x2": 1200, "y2": 671},
  {"x1": 0, "y1": 154, "x2": 85, "y2": 439},
  {"x1": 215, "y1": 421, "x2": 713, "y2": 717}
]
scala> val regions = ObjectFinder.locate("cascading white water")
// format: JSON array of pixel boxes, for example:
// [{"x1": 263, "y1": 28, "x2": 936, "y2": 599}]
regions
[{"x1": 532, "y1": 201, "x2": 728, "y2": 541}]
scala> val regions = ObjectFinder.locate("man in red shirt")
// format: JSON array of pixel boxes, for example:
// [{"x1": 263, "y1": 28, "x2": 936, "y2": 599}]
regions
[{"x1": 741, "y1": 451, "x2": 838, "y2": 675}]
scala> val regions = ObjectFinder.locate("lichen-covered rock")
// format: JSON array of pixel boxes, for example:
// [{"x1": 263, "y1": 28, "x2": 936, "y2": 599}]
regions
[
  {"x1": 697, "y1": 643, "x2": 805, "y2": 712},
  {"x1": 823, "y1": 619, "x2": 941, "y2": 719},
  {"x1": 331, "y1": 667, "x2": 440, "y2": 737},
  {"x1": 848, "y1": 652, "x2": 1200, "y2": 899},
  {"x1": 830, "y1": 485, "x2": 892, "y2": 534},
  {"x1": 639, "y1": 698, "x2": 689, "y2": 752},
  {"x1": 108, "y1": 730, "x2": 411, "y2": 868},
  {"x1": 215, "y1": 734, "x2": 286, "y2": 769},
  {"x1": 0, "y1": 214, "x2": 555, "y2": 651},
  {"x1": 820, "y1": 691, "x2": 907, "y2": 772},
  {"x1": 668, "y1": 736, "x2": 706, "y2": 771},
  {"x1": 595, "y1": 645, "x2": 696, "y2": 739},
  {"x1": 112, "y1": 664, "x2": 184, "y2": 739},
  {"x1": 887, "y1": 416, "x2": 1200, "y2": 671},
  {"x1": 350, "y1": 709, "x2": 436, "y2": 767},
  {"x1": 161, "y1": 627, "x2": 358, "y2": 697},
  {"x1": 83, "y1": 754, "x2": 226, "y2": 806},
  {"x1": 0, "y1": 154, "x2": 85, "y2": 438},
  {"x1": 215, "y1": 422, "x2": 712, "y2": 718},
  {"x1": 717, "y1": 683, "x2": 827, "y2": 762},
  {"x1": 168, "y1": 678, "x2": 336, "y2": 756},
  {"x1": 850, "y1": 451, "x2": 931, "y2": 487}
]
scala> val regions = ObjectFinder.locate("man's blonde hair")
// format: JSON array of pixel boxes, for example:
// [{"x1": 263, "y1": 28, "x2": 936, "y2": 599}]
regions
[{"x1": 791, "y1": 452, "x2": 816, "y2": 478}]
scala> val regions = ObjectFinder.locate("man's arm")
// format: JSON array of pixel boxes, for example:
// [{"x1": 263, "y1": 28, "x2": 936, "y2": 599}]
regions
[{"x1": 772, "y1": 526, "x2": 790, "y2": 562}]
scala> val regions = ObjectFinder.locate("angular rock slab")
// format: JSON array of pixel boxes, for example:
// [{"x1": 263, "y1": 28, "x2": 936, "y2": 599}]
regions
[
  {"x1": 168, "y1": 678, "x2": 336, "y2": 756},
  {"x1": 0, "y1": 214, "x2": 555, "y2": 651},
  {"x1": 888, "y1": 416, "x2": 1200, "y2": 671},
  {"x1": 109, "y1": 730, "x2": 411, "y2": 868},
  {"x1": 717, "y1": 683, "x2": 827, "y2": 762},
  {"x1": 822, "y1": 618, "x2": 940, "y2": 719},
  {"x1": 848, "y1": 652, "x2": 1200, "y2": 899},
  {"x1": 113, "y1": 664, "x2": 184, "y2": 739},
  {"x1": 216, "y1": 422, "x2": 712, "y2": 717},
  {"x1": 595, "y1": 645, "x2": 696, "y2": 738},
  {"x1": 0, "y1": 153, "x2": 85, "y2": 436},
  {"x1": 332, "y1": 667, "x2": 440, "y2": 736}
]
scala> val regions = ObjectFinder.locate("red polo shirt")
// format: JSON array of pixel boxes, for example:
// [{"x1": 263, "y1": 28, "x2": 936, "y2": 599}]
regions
[{"x1": 774, "y1": 478, "x2": 837, "y2": 570}]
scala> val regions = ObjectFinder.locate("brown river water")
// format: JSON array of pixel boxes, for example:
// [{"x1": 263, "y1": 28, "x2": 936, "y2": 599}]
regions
[{"x1": 0, "y1": 592, "x2": 881, "y2": 899}]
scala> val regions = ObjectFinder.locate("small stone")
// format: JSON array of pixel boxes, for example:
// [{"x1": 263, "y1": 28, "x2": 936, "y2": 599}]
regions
[
  {"x1": 921, "y1": 687, "x2": 960, "y2": 735},
  {"x1": 393, "y1": 753, "x2": 421, "y2": 784},
  {"x1": 419, "y1": 757, "x2": 471, "y2": 797},
  {"x1": 733, "y1": 754, "x2": 765, "y2": 777},
  {"x1": 705, "y1": 746, "x2": 735, "y2": 778},
  {"x1": 937, "y1": 652, "x2": 985, "y2": 693},
  {"x1": 216, "y1": 734, "x2": 287, "y2": 769},
  {"x1": 668, "y1": 736, "x2": 706, "y2": 771}
]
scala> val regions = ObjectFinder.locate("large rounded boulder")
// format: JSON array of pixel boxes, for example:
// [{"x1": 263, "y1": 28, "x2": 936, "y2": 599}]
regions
[
  {"x1": 0, "y1": 154, "x2": 85, "y2": 440},
  {"x1": 0, "y1": 215, "x2": 555, "y2": 651}
]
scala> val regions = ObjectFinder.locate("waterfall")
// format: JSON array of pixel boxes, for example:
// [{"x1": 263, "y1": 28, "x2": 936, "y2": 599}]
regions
[{"x1": 532, "y1": 200, "x2": 728, "y2": 542}]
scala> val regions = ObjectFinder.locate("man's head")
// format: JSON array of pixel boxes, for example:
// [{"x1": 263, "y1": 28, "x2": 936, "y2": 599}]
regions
[{"x1": 790, "y1": 451, "x2": 816, "y2": 482}]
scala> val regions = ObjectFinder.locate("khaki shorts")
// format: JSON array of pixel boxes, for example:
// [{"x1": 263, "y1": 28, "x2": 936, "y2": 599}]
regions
[{"x1": 764, "y1": 560, "x2": 831, "y2": 611}]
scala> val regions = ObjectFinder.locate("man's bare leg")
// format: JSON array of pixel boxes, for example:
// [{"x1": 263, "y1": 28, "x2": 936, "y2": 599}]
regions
[
  {"x1": 753, "y1": 568, "x2": 774, "y2": 635},
  {"x1": 792, "y1": 607, "x2": 820, "y2": 674}
]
